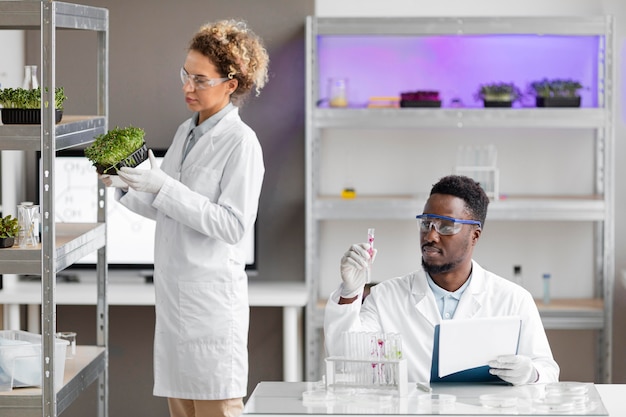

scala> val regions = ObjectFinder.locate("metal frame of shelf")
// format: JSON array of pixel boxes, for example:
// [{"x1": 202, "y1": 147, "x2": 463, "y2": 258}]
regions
[
  {"x1": 305, "y1": 15, "x2": 615, "y2": 383},
  {"x1": 0, "y1": 1, "x2": 109, "y2": 416}
]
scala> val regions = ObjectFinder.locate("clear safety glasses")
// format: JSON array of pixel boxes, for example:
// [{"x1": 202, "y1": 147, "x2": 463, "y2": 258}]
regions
[
  {"x1": 416, "y1": 214, "x2": 482, "y2": 236},
  {"x1": 180, "y1": 67, "x2": 229, "y2": 90}
]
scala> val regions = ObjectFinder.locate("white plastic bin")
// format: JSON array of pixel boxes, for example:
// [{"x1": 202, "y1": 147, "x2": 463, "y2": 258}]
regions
[{"x1": 0, "y1": 330, "x2": 68, "y2": 391}]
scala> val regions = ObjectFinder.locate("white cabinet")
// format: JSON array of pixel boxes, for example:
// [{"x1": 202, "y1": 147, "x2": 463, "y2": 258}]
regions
[
  {"x1": 305, "y1": 16, "x2": 614, "y2": 382},
  {"x1": 0, "y1": 2, "x2": 109, "y2": 416}
]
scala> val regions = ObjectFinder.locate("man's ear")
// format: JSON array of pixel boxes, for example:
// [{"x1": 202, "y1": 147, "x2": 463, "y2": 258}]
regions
[{"x1": 471, "y1": 227, "x2": 482, "y2": 245}]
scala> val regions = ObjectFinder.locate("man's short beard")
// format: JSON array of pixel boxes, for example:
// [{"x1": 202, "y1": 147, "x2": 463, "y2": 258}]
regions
[{"x1": 422, "y1": 258, "x2": 457, "y2": 275}]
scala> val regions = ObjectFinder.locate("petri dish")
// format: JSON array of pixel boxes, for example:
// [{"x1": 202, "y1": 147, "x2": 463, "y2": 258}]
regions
[
  {"x1": 533, "y1": 397, "x2": 575, "y2": 413},
  {"x1": 329, "y1": 387, "x2": 356, "y2": 402},
  {"x1": 545, "y1": 381, "x2": 589, "y2": 396},
  {"x1": 351, "y1": 393, "x2": 394, "y2": 407},
  {"x1": 417, "y1": 393, "x2": 456, "y2": 409},
  {"x1": 302, "y1": 390, "x2": 335, "y2": 404},
  {"x1": 479, "y1": 393, "x2": 518, "y2": 408},
  {"x1": 545, "y1": 392, "x2": 591, "y2": 411}
]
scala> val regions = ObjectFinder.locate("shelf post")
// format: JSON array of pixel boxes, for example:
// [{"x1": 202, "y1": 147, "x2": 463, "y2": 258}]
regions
[{"x1": 40, "y1": 1, "x2": 58, "y2": 416}]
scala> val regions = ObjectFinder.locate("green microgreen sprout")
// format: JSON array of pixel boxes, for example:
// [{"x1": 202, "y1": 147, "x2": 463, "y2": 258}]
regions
[
  {"x1": 474, "y1": 82, "x2": 522, "y2": 102},
  {"x1": 84, "y1": 126, "x2": 146, "y2": 173},
  {"x1": 528, "y1": 78, "x2": 583, "y2": 98},
  {"x1": 0, "y1": 87, "x2": 67, "y2": 110}
]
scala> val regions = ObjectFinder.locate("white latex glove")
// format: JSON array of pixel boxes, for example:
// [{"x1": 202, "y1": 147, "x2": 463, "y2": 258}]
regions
[
  {"x1": 339, "y1": 243, "x2": 377, "y2": 299},
  {"x1": 488, "y1": 354, "x2": 538, "y2": 385},
  {"x1": 118, "y1": 149, "x2": 167, "y2": 193},
  {"x1": 98, "y1": 173, "x2": 129, "y2": 191}
]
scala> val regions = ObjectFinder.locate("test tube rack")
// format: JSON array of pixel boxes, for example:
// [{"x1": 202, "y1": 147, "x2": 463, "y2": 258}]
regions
[
  {"x1": 325, "y1": 356, "x2": 408, "y2": 397},
  {"x1": 455, "y1": 144, "x2": 500, "y2": 200}
]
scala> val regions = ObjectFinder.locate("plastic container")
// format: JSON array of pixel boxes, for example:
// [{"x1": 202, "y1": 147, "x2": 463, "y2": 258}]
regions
[
  {"x1": 0, "y1": 330, "x2": 68, "y2": 391},
  {"x1": 542, "y1": 273, "x2": 551, "y2": 304}
]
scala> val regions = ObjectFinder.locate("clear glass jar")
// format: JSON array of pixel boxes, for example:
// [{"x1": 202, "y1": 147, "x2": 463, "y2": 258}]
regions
[
  {"x1": 22, "y1": 65, "x2": 39, "y2": 89},
  {"x1": 328, "y1": 77, "x2": 348, "y2": 107}
]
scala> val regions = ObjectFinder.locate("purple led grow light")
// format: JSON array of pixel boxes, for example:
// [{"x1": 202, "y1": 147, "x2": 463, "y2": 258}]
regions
[{"x1": 317, "y1": 35, "x2": 600, "y2": 108}]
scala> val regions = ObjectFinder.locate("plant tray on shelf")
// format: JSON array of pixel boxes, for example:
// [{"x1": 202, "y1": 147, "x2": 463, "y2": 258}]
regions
[
  {"x1": 536, "y1": 96, "x2": 581, "y2": 108},
  {"x1": 0, "y1": 237, "x2": 15, "y2": 248},
  {"x1": 95, "y1": 142, "x2": 148, "y2": 175},
  {"x1": 483, "y1": 100, "x2": 512, "y2": 108},
  {"x1": 400, "y1": 100, "x2": 442, "y2": 108},
  {"x1": 1, "y1": 108, "x2": 63, "y2": 124}
]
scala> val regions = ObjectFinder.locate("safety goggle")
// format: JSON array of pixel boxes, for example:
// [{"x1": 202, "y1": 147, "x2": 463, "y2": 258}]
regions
[
  {"x1": 180, "y1": 67, "x2": 229, "y2": 90},
  {"x1": 416, "y1": 214, "x2": 482, "y2": 236}
]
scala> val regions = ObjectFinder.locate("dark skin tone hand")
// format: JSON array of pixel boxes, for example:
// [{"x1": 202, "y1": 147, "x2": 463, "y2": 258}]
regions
[{"x1": 338, "y1": 193, "x2": 481, "y2": 304}]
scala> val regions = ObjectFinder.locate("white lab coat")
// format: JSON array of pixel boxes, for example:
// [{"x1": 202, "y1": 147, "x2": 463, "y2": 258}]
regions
[
  {"x1": 324, "y1": 260, "x2": 559, "y2": 384},
  {"x1": 119, "y1": 107, "x2": 264, "y2": 400}
]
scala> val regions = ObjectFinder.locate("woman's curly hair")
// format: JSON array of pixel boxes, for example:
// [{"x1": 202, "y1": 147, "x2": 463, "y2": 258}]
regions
[{"x1": 189, "y1": 19, "x2": 269, "y2": 104}]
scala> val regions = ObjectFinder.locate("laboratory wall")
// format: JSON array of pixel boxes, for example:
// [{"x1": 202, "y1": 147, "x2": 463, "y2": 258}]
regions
[
  {"x1": 1, "y1": 0, "x2": 625, "y2": 416},
  {"x1": 313, "y1": 0, "x2": 626, "y2": 387}
]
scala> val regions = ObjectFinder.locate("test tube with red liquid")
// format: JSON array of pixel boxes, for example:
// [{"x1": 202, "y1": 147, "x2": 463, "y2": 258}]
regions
[{"x1": 366, "y1": 228, "x2": 375, "y2": 283}]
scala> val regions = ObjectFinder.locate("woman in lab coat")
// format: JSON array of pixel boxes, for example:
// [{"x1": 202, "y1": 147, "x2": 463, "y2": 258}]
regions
[
  {"x1": 325, "y1": 175, "x2": 560, "y2": 386},
  {"x1": 104, "y1": 19, "x2": 268, "y2": 417}
]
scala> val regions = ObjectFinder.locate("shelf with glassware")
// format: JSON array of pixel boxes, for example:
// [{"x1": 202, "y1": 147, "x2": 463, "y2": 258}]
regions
[
  {"x1": 305, "y1": 15, "x2": 614, "y2": 383},
  {"x1": 0, "y1": 223, "x2": 105, "y2": 274},
  {"x1": 0, "y1": 1, "x2": 109, "y2": 416},
  {"x1": 0, "y1": 347, "x2": 105, "y2": 417}
]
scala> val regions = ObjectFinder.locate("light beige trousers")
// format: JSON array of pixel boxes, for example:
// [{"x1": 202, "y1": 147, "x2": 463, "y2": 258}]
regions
[{"x1": 167, "y1": 397, "x2": 244, "y2": 417}]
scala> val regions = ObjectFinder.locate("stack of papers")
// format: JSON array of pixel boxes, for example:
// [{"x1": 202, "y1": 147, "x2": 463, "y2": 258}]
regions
[{"x1": 433, "y1": 316, "x2": 521, "y2": 382}]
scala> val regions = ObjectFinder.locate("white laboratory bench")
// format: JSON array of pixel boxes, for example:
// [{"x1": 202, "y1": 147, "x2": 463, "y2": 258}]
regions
[
  {"x1": 0, "y1": 270, "x2": 307, "y2": 382},
  {"x1": 243, "y1": 381, "x2": 625, "y2": 416}
]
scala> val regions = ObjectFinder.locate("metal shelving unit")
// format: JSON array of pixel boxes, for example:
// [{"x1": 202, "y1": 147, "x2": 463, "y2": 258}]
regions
[
  {"x1": 305, "y1": 15, "x2": 614, "y2": 383},
  {"x1": 0, "y1": 1, "x2": 109, "y2": 416}
]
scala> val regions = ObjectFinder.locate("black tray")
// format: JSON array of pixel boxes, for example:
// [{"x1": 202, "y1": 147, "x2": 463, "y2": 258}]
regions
[
  {"x1": 1, "y1": 108, "x2": 63, "y2": 124},
  {"x1": 483, "y1": 100, "x2": 512, "y2": 108},
  {"x1": 536, "y1": 96, "x2": 581, "y2": 108},
  {"x1": 400, "y1": 100, "x2": 442, "y2": 108},
  {"x1": 94, "y1": 143, "x2": 149, "y2": 175}
]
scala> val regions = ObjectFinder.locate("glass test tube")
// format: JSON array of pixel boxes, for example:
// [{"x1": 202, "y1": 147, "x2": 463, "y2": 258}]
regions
[{"x1": 366, "y1": 228, "x2": 375, "y2": 284}]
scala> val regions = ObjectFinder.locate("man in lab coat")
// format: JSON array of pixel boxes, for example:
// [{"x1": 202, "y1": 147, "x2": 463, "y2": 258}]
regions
[{"x1": 324, "y1": 175, "x2": 559, "y2": 385}]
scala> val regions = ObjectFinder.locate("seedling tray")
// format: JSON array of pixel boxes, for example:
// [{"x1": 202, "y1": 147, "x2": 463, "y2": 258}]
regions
[{"x1": 95, "y1": 142, "x2": 148, "y2": 175}]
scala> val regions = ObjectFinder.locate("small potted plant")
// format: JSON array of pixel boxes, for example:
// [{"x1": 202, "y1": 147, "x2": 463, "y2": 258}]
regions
[
  {"x1": 0, "y1": 215, "x2": 20, "y2": 248},
  {"x1": 400, "y1": 90, "x2": 442, "y2": 108},
  {"x1": 474, "y1": 82, "x2": 521, "y2": 108},
  {"x1": 0, "y1": 86, "x2": 67, "y2": 124},
  {"x1": 84, "y1": 125, "x2": 148, "y2": 175},
  {"x1": 529, "y1": 78, "x2": 583, "y2": 108}
]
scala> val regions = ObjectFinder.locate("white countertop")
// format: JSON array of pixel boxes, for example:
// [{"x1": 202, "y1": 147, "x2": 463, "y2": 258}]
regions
[{"x1": 244, "y1": 381, "x2": 625, "y2": 416}]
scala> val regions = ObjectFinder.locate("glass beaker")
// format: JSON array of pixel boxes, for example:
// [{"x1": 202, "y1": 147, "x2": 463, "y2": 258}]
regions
[
  {"x1": 328, "y1": 78, "x2": 348, "y2": 107},
  {"x1": 17, "y1": 202, "x2": 40, "y2": 247},
  {"x1": 22, "y1": 65, "x2": 39, "y2": 89}
]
